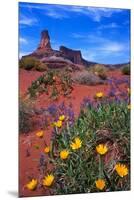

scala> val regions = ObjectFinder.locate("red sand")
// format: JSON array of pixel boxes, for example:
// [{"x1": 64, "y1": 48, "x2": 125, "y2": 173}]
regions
[{"x1": 19, "y1": 69, "x2": 129, "y2": 197}]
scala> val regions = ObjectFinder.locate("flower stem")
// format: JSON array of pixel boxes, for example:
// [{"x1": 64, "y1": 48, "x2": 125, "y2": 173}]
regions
[{"x1": 99, "y1": 155, "x2": 104, "y2": 178}]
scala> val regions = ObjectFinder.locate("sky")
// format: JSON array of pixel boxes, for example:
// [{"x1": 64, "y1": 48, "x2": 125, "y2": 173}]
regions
[{"x1": 19, "y1": 2, "x2": 130, "y2": 64}]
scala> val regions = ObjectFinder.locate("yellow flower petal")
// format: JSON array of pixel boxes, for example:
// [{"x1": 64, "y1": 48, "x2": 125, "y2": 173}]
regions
[
  {"x1": 44, "y1": 146, "x2": 50, "y2": 153},
  {"x1": 43, "y1": 174, "x2": 54, "y2": 187},
  {"x1": 36, "y1": 130, "x2": 44, "y2": 138},
  {"x1": 70, "y1": 137, "x2": 82, "y2": 150},
  {"x1": 95, "y1": 179, "x2": 105, "y2": 190},
  {"x1": 127, "y1": 88, "x2": 130, "y2": 95},
  {"x1": 127, "y1": 104, "x2": 131, "y2": 110},
  {"x1": 96, "y1": 92, "x2": 104, "y2": 98},
  {"x1": 26, "y1": 179, "x2": 38, "y2": 190},
  {"x1": 59, "y1": 115, "x2": 65, "y2": 121},
  {"x1": 96, "y1": 144, "x2": 108, "y2": 155},
  {"x1": 115, "y1": 163, "x2": 128, "y2": 177},
  {"x1": 60, "y1": 150, "x2": 69, "y2": 160},
  {"x1": 54, "y1": 120, "x2": 62, "y2": 128}
]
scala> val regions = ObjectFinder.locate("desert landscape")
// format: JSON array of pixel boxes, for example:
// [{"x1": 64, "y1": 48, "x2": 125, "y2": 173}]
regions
[
  {"x1": 19, "y1": 3, "x2": 130, "y2": 197},
  {"x1": 19, "y1": 30, "x2": 131, "y2": 196}
]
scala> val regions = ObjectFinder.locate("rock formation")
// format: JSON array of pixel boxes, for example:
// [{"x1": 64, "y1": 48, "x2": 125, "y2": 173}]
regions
[
  {"x1": 60, "y1": 46, "x2": 83, "y2": 65},
  {"x1": 37, "y1": 30, "x2": 52, "y2": 51},
  {"x1": 23, "y1": 29, "x2": 96, "y2": 68}
]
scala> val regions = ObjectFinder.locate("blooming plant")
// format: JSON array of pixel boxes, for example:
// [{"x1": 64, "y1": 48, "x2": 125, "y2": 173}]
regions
[
  {"x1": 48, "y1": 98, "x2": 130, "y2": 194},
  {"x1": 96, "y1": 144, "x2": 108, "y2": 155},
  {"x1": 115, "y1": 163, "x2": 128, "y2": 177},
  {"x1": 44, "y1": 146, "x2": 50, "y2": 153},
  {"x1": 95, "y1": 179, "x2": 105, "y2": 190},
  {"x1": 60, "y1": 149, "x2": 69, "y2": 160},
  {"x1": 43, "y1": 174, "x2": 54, "y2": 187},
  {"x1": 36, "y1": 130, "x2": 44, "y2": 138},
  {"x1": 26, "y1": 179, "x2": 38, "y2": 190},
  {"x1": 24, "y1": 79, "x2": 130, "y2": 195}
]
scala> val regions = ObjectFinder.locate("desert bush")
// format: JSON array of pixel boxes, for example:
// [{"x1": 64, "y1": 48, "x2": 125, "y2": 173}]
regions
[
  {"x1": 49, "y1": 100, "x2": 130, "y2": 194},
  {"x1": 19, "y1": 56, "x2": 47, "y2": 71},
  {"x1": 19, "y1": 56, "x2": 39, "y2": 70},
  {"x1": 73, "y1": 71, "x2": 104, "y2": 85},
  {"x1": 19, "y1": 99, "x2": 35, "y2": 133},
  {"x1": 35, "y1": 62, "x2": 48, "y2": 72},
  {"x1": 27, "y1": 70, "x2": 73, "y2": 99},
  {"x1": 121, "y1": 64, "x2": 130, "y2": 75},
  {"x1": 89, "y1": 64, "x2": 107, "y2": 80}
]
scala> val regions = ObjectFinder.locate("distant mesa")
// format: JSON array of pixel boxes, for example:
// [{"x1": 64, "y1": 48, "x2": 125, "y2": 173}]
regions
[{"x1": 23, "y1": 29, "x2": 96, "y2": 68}]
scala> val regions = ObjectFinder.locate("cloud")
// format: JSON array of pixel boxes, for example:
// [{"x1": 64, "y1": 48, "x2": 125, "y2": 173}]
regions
[
  {"x1": 19, "y1": 3, "x2": 123, "y2": 21},
  {"x1": 71, "y1": 33, "x2": 111, "y2": 45},
  {"x1": 81, "y1": 43, "x2": 129, "y2": 64},
  {"x1": 19, "y1": 37, "x2": 28, "y2": 44},
  {"x1": 73, "y1": 33, "x2": 129, "y2": 62},
  {"x1": 44, "y1": 10, "x2": 68, "y2": 19},
  {"x1": 100, "y1": 42, "x2": 124, "y2": 52},
  {"x1": 19, "y1": 15, "x2": 38, "y2": 26},
  {"x1": 19, "y1": 3, "x2": 69, "y2": 19},
  {"x1": 71, "y1": 32, "x2": 129, "y2": 51},
  {"x1": 98, "y1": 22, "x2": 120, "y2": 30},
  {"x1": 82, "y1": 49, "x2": 97, "y2": 61},
  {"x1": 86, "y1": 7, "x2": 122, "y2": 22}
]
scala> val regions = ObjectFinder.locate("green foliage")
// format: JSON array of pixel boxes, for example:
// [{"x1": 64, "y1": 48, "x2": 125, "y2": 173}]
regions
[
  {"x1": 121, "y1": 64, "x2": 130, "y2": 75},
  {"x1": 89, "y1": 64, "x2": 107, "y2": 80},
  {"x1": 27, "y1": 70, "x2": 73, "y2": 99},
  {"x1": 60, "y1": 72, "x2": 73, "y2": 96},
  {"x1": 49, "y1": 101, "x2": 130, "y2": 194},
  {"x1": 50, "y1": 86, "x2": 59, "y2": 100},
  {"x1": 19, "y1": 56, "x2": 47, "y2": 71}
]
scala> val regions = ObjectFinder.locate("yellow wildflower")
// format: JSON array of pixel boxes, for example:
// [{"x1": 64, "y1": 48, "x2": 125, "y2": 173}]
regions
[
  {"x1": 26, "y1": 179, "x2": 38, "y2": 190},
  {"x1": 60, "y1": 150, "x2": 69, "y2": 160},
  {"x1": 59, "y1": 115, "x2": 65, "y2": 121},
  {"x1": 70, "y1": 137, "x2": 82, "y2": 150},
  {"x1": 95, "y1": 179, "x2": 105, "y2": 190},
  {"x1": 43, "y1": 174, "x2": 54, "y2": 187},
  {"x1": 44, "y1": 146, "x2": 50, "y2": 153},
  {"x1": 115, "y1": 163, "x2": 128, "y2": 177},
  {"x1": 96, "y1": 144, "x2": 108, "y2": 155},
  {"x1": 127, "y1": 104, "x2": 131, "y2": 110},
  {"x1": 54, "y1": 120, "x2": 62, "y2": 128},
  {"x1": 127, "y1": 88, "x2": 130, "y2": 95},
  {"x1": 36, "y1": 130, "x2": 44, "y2": 138},
  {"x1": 96, "y1": 92, "x2": 104, "y2": 98}
]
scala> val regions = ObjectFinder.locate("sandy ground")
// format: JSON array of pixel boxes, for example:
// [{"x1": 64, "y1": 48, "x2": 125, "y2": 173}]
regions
[{"x1": 19, "y1": 69, "x2": 129, "y2": 197}]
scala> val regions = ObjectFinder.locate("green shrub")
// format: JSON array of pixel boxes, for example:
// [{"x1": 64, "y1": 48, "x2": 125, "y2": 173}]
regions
[
  {"x1": 19, "y1": 56, "x2": 39, "y2": 70},
  {"x1": 49, "y1": 101, "x2": 130, "y2": 194},
  {"x1": 35, "y1": 62, "x2": 48, "y2": 72},
  {"x1": 27, "y1": 70, "x2": 73, "y2": 99},
  {"x1": 89, "y1": 64, "x2": 107, "y2": 80},
  {"x1": 19, "y1": 99, "x2": 35, "y2": 133},
  {"x1": 121, "y1": 64, "x2": 130, "y2": 75},
  {"x1": 19, "y1": 56, "x2": 47, "y2": 71}
]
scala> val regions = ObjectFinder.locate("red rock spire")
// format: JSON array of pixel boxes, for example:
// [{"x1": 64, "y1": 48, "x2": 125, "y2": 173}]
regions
[{"x1": 37, "y1": 30, "x2": 52, "y2": 51}]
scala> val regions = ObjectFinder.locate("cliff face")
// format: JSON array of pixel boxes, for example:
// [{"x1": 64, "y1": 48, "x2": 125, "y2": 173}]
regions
[
  {"x1": 60, "y1": 46, "x2": 83, "y2": 65},
  {"x1": 23, "y1": 29, "x2": 96, "y2": 67}
]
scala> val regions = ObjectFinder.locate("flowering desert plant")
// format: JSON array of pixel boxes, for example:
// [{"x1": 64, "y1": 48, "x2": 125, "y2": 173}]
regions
[
  {"x1": 47, "y1": 99, "x2": 130, "y2": 194},
  {"x1": 27, "y1": 70, "x2": 73, "y2": 99}
]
